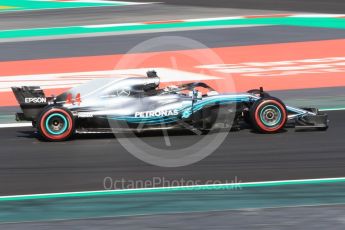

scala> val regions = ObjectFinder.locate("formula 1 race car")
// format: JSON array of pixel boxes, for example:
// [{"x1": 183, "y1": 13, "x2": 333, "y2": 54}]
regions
[{"x1": 12, "y1": 71, "x2": 328, "y2": 141}]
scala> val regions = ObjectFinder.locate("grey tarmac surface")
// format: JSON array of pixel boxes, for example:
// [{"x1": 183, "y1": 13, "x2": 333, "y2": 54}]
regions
[
  {"x1": 131, "y1": 0, "x2": 345, "y2": 14},
  {"x1": 0, "y1": 4, "x2": 292, "y2": 30},
  {"x1": 0, "y1": 0, "x2": 343, "y2": 32},
  {"x1": 0, "y1": 110, "x2": 344, "y2": 196},
  {"x1": 1, "y1": 25, "x2": 345, "y2": 61},
  {"x1": 2, "y1": 204, "x2": 345, "y2": 229},
  {"x1": 1, "y1": 0, "x2": 345, "y2": 228}
]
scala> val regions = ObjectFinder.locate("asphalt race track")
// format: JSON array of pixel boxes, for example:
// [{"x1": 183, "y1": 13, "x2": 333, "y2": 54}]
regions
[
  {"x1": 0, "y1": 0, "x2": 345, "y2": 228},
  {"x1": 0, "y1": 0, "x2": 344, "y2": 200},
  {"x1": 0, "y1": 110, "x2": 343, "y2": 196},
  {"x1": 2, "y1": 26, "x2": 345, "y2": 61},
  {"x1": 133, "y1": 0, "x2": 345, "y2": 14},
  {"x1": 5, "y1": 0, "x2": 345, "y2": 31},
  {"x1": 0, "y1": 4, "x2": 290, "y2": 30}
]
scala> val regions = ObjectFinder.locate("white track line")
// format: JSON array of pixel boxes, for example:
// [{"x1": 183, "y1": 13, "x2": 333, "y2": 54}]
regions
[
  {"x1": 319, "y1": 107, "x2": 345, "y2": 111},
  {"x1": 83, "y1": 22, "x2": 144, "y2": 28},
  {"x1": 0, "y1": 123, "x2": 32, "y2": 128},
  {"x1": 35, "y1": 0, "x2": 158, "y2": 5},
  {"x1": 77, "y1": 13, "x2": 345, "y2": 29},
  {"x1": 72, "y1": 0, "x2": 159, "y2": 5},
  {"x1": 1, "y1": 176, "x2": 345, "y2": 200}
]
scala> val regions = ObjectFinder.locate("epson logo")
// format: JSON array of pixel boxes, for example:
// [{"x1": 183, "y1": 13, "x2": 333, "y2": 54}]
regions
[
  {"x1": 25, "y1": 97, "x2": 47, "y2": 103},
  {"x1": 135, "y1": 109, "x2": 179, "y2": 118}
]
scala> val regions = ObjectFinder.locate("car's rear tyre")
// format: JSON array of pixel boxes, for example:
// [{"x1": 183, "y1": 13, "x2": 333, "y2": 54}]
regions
[
  {"x1": 38, "y1": 107, "x2": 74, "y2": 141},
  {"x1": 250, "y1": 97, "x2": 287, "y2": 133}
]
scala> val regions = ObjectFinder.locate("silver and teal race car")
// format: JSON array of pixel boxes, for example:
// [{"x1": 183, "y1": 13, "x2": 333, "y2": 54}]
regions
[{"x1": 12, "y1": 71, "x2": 328, "y2": 141}]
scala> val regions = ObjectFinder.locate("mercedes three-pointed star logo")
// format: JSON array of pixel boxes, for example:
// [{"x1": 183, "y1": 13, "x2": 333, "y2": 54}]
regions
[{"x1": 116, "y1": 89, "x2": 131, "y2": 97}]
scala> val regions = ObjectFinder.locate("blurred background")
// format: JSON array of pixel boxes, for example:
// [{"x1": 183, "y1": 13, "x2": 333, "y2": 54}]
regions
[{"x1": 0, "y1": 0, "x2": 345, "y2": 229}]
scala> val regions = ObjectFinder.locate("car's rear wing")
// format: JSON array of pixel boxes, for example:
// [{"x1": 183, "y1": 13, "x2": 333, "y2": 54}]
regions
[{"x1": 11, "y1": 86, "x2": 48, "y2": 121}]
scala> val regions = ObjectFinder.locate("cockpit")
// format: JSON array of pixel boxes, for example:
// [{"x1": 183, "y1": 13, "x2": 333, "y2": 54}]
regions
[{"x1": 57, "y1": 70, "x2": 218, "y2": 103}]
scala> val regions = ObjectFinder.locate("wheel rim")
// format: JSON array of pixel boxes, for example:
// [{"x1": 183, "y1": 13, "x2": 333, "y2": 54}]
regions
[
  {"x1": 259, "y1": 105, "x2": 282, "y2": 127},
  {"x1": 45, "y1": 113, "x2": 68, "y2": 135}
]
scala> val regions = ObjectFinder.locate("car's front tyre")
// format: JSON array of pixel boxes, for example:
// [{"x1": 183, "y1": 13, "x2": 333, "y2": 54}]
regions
[
  {"x1": 37, "y1": 107, "x2": 75, "y2": 141},
  {"x1": 250, "y1": 97, "x2": 287, "y2": 133}
]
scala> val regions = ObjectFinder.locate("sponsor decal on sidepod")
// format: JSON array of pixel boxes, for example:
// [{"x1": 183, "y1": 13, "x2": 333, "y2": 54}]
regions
[{"x1": 135, "y1": 109, "x2": 179, "y2": 118}]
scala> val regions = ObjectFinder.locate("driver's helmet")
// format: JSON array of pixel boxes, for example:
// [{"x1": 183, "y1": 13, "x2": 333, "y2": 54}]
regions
[
  {"x1": 146, "y1": 70, "x2": 158, "y2": 78},
  {"x1": 145, "y1": 70, "x2": 160, "y2": 90}
]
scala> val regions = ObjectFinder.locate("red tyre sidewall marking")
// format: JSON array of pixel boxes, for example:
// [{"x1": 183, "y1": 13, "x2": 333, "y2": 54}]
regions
[
  {"x1": 254, "y1": 100, "x2": 287, "y2": 132},
  {"x1": 40, "y1": 108, "x2": 73, "y2": 140}
]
